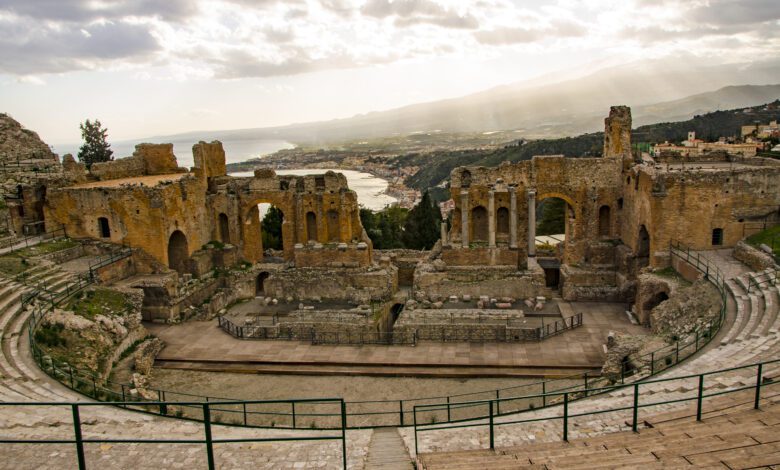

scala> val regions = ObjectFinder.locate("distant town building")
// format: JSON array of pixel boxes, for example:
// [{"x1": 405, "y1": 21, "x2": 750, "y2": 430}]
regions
[
  {"x1": 653, "y1": 131, "x2": 758, "y2": 158},
  {"x1": 741, "y1": 120, "x2": 779, "y2": 139},
  {"x1": 438, "y1": 199, "x2": 455, "y2": 219}
]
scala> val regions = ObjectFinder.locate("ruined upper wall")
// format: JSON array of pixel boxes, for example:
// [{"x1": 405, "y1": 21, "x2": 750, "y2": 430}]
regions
[
  {"x1": 0, "y1": 113, "x2": 57, "y2": 162},
  {"x1": 90, "y1": 143, "x2": 185, "y2": 181},
  {"x1": 193, "y1": 141, "x2": 227, "y2": 180}
]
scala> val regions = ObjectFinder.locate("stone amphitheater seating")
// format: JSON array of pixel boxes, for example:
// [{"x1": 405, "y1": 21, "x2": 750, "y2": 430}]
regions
[{"x1": 0, "y1": 247, "x2": 778, "y2": 469}]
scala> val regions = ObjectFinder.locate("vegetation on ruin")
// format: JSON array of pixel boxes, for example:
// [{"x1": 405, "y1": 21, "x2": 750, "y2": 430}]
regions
[
  {"x1": 401, "y1": 191, "x2": 442, "y2": 250},
  {"x1": 77, "y1": 119, "x2": 114, "y2": 169},
  {"x1": 536, "y1": 199, "x2": 566, "y2": 236},
  {"x1": 360, "y1": 206, "x2": 408, "y2": 249},
  {"x1": 13, "y1": 238, "x2": 78, "y2": 258},
  {"x1": 747, "y1": 225, "x2": 780, "y2": 259},
  {"x1": 68, "y1": 288, "x2": 131, "y2": 320},
  {"x1": 261, "y1": 206, "x2": 284, "y2": 250},
  {"x1": 0, "y1": 256, "x2": 28, "y2": 275},
  {"x1": 652, "y1": 267, "x2": 692, "y2": 286}
]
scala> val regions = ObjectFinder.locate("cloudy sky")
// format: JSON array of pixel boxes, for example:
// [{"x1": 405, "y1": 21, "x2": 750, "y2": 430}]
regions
[{"x1": 1, "y1": 0, "x2": 778, "y2": 146}]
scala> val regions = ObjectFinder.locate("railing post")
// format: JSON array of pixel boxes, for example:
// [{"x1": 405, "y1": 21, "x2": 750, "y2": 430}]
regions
[
  {"x1": 72, "y1": 404, "x2": 86, "y2": 470},
  {"x1": 584, "y1": 373, "x2": 588, "y2": 393},
  {"x1": 650, "y1": 352, "x2": 655, "y2": 376},
  {"x1": 675, "y1": 341, "x2": 679, "y2": 363},
  {"x1": 158, "y1": 390, "x2": 167, "y2": 415},
  {"x1": 632, "y1": 383, "x2": 639, "y2": 433},
  {"x1": 202, "y1": 403, "x2": 215, "y2": 470},
  {"x1": 291, "y1": 401, "x2": 296, "y2": 428},
  {"x1": 695, "y1": 330, "x2": 699, "y2": 351},
  {"x1": 341, "y1": 400, "x2": 348, "y2": 470},
  {"x1": 563, "y1": 393, "x2": 569, "y2": 442},
  {"x1": 446, "y1": 396, "x2": 451, "y2": 422},
  {"x1": 755, "y1": 363, "x2": 763, "y2": 410},
  {"x1": 243, "y1": 402, "x2": 247, "y2": 426},
  {"x1": 496, "y1": 390, "x2": 500, "y2": 415},
  {"x1": 542, "y1": 381, "x2": 546, "y2": 407},
  {"x1": 488, "y1": 400, "x2": 494, "y2": 450},
  {"x1": 413, "y1": 407, "x2": 418, "y2": 456},
  {"x1": 696, "y1": 374, "x2": 705, "y2": 421},
  {"x1": 399, "y1": 400, "x2": 404, "y2": 426}
]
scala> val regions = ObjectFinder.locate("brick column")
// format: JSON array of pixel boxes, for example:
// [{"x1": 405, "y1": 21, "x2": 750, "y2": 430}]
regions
[
  {"x1": 509, "y1": 186, "x2": 517, "y2": 248},
  {"x1": 488, "y1": 188, "x2": 496, "y2": 248},
  {"x1": 460, "y1": 190, "x2": 469, "y2": 248},
  {"x1": 527, "y1": 189, "x2": 536, "y2": 257}
]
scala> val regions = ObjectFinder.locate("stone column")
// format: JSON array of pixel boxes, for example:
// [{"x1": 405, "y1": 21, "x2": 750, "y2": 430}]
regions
[
  {"x1": 440, "y1": 221, "x2": 448, "y2": 247},
  {"x1": 509, "y1": 186, "x2": 517, "y2": 248},
  {"x1": 527, "y1": 189, "x2": 536, "y2": 257},
  {"x1": 488, "y1": 188, "x2": 496, "y2": 248},
  {"x1": 460, "y1": 190, "x2": 469, "y2": 248}
]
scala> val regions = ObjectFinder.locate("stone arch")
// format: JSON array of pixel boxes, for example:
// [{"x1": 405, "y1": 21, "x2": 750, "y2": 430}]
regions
[
  {"x1": 98, "y1": 217, "x2": 110, "y2": 238},
  {"x1": 599, "y1": 205, "x2": 611, "y2": 237},
  {"x1": 643, "y1": 290, "x2": 669, "y2": 313},
  {"x1": 256, "y1": 271, "x2": 270, "y2": 296},
  {"x1": 218, "y1": 212, "x2": 230, "y2": 244},
  {"x1": 326, "y1": 209, "x2": 340, "y2": 242},
  {"x1": 306, "y1": 211, "x2": 317, "y2": 242},
  {"x1": 471, "y1": 205, "x2": 488, "y2": 242},
  {"x1": 496, "y1": 207, "x2": 509, "y2": 234},
  {"x1": 167, "y1": 230, "x2": 189, "y2": 275}
]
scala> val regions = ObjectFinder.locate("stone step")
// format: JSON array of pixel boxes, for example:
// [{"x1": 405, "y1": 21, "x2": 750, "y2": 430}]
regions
[{"x1": 365, "y1": 428, "x2": 414, "y2": 469}]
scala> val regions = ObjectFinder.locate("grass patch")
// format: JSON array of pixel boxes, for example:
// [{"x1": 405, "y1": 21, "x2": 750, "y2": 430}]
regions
[
  {"x1": 0, "y1": 256, "x2": 29, "y2": 275},
  {"x1": 68, "y1": 288, "x2": 131, "y2": 320},
  {"x1": 652, "y1": 266, "x2": 691, "y2": 285},
  {"x1": 746, "y1": 225, "x2": 780, "y2": 259},
  {"x1": 34, "y1": 323, "x2": 67, "y2": 348},
  {"x1": 14, "y1": 238, "x2": 78, "y2": 258}
]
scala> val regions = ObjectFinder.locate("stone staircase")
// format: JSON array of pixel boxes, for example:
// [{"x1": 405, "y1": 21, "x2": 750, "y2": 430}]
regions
[
  {"x1": 365, "y1": 428, "x2": 414, "y2": 469},
  {"x1": 418, "y1": 389, "x2": 780, "y2": 469}
]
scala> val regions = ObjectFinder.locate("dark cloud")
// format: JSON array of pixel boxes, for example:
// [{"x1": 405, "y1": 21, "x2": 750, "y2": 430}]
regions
[
  {"x1": 0, "y1": 0, "x2": 198, "y2": 22},
  {"x1": 689, "y1": 0, "x2": 780, "y2": 26},
  {"x1": 264, "y1": 27, "x2": 295, "y2": 43},
  {"x1": 361, "y1": 0, "x2": 479, "y2": 29},
  {"x1": 0, "y1": 19, "x2": 160, "y2": 75}
]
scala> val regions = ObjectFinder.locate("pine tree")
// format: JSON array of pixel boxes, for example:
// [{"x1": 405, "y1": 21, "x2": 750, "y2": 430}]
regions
[
  {"x1": 402, "y1": 191, "x2": 442, "y2": 249},
  {"x1": 261, "y1": 206, "x2": 284, "y2": 250},
  {"x1": 77, "y1": 119, "x2": 113, "y2": 169}
]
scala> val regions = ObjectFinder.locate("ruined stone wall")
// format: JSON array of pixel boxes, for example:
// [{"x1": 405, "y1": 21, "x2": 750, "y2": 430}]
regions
[
  {"x1": 415, "y1": 264, "x2": 545, "y2": 300},
  {"x1": 45, "y1": 174, "x2": 211, "y2": 270},
  {"x1": 733, "y1": 241, "x2": 777, "y2": 272},
  {"x1": 90, "y1": 143, "x2": 184, "y2": 181},
  {"x1": 264, "y1": 266, "x2": 396, "y2": 304},
  {"x1": 623, "y1": 163, "x2": 780, "y2": 266}
]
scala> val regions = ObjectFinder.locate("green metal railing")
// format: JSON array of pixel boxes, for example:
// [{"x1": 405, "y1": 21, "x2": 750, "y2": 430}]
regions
[
  {"x1": 747, "y1": 268, "x2": 778, "y2": 293},
  {"x1": 22, "y1": 239, "x2": 728, "y2": 430},
  {"x1": 0, "y1": 226, "x2": 66, "y2": 251},
  {"x1": 412, "y1": 358, "x2": 779, "y2": 454},
  {"x1": 0, "y1": 398, "x2": 348, "y2": 470}
]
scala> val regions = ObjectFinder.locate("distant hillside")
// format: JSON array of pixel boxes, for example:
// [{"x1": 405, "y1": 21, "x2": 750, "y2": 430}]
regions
[{"x1": 402, "y1": 100, "x2": 780, "y2": 192}]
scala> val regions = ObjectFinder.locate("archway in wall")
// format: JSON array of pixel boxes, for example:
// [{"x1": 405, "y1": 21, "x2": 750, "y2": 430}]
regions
[
  {"x1": 326, "y1": 209, "x2": 339, "y2": 242},
  {"x1": 98, "y1": 217, "x2": 110, "y2": 238},
  {"x1": 218, "y1": 213, "x2": 230, "y2": 244},
  {"x1": 167, "y1": 230, "x2": 189, "y2": 275},
  {"x1": 256, "y1": 272, "x2": 270, "y2": 296},
  {"x1": 643, "y1": 291, "x2": 669, "y2": 314},
  {"x1": 496, "y1": 207, "x2": 509, "y2": 235},
  {"x1": 637, "y1": 224, "x2": 650, "y2": 268},
  {"x1": 257, "y1": 203, "x2": 285, "y2": 252},
  {"x1": 471, "y1": 206, "x2": 488, "y2": 242},
  {"x1": 306, "y1": 211, "x2": 317, "y2": 242},
  {"x1": 535, "y1": 196, "x2": 573, "y2": 258},
  {"x1": 599, "y1": 205, "x2": 611, "y2": 237}
]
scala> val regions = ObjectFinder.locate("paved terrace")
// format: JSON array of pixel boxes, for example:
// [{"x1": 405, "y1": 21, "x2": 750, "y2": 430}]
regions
[{"x1": 147, "y1": 302, "x2": 648, "y2": 378}]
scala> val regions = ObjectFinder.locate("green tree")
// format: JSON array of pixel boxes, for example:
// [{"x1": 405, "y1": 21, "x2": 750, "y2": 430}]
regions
[
  {"x1": 402, "y1": 191, "x2": 442, "y2": 249},
  {"x1": 537, "y1": 198, "x2": 566, "y2": 236},
  {"x1": 77, "y1": 119, "x2": 114, "y2": 169},
  {"x1": 261, "y1": 206, "x2": 283, "y2": 250},
  {"x1": 360, "y1": 206, "x2": 408, "y2": 249}
]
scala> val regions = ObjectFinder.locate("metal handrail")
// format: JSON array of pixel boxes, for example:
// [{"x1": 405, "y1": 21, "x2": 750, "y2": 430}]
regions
[
  {"x1": 412, "y1": 358, "x2": 778, "y2": 454},
  {"x1": 0, "y1": 398, "x2": 348, "y2": 470}
]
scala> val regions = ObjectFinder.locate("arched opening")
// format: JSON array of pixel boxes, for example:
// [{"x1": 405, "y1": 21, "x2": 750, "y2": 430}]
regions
[
  {"x1": 712, "y1": 228, "x2": 724, "y2": 246},
  {"x1": 98, "y1": 217, "x2": 110, "y2": 238},
  {"x1": 598, "y1": 205, "x2": 611, "y2": 237},
  {"x1": 167, "y1": 230, "x2": 189, "y2": 275},
  {"x1": 471, "y1": 205, "x2": 488, "y2": 242},
  {"x1": 643, "y1": 291, "x2": 669, "y2": 314},
  {"x1": 218, "y1": 213, "x2": 230, "y2": 244},
  {"x1": 257, "y1": 203, "x2": 284, "y2": 251},
  {"x1": 496, "y1": 207, "x2": 509, "y2": 235},
  {"x1": 326, "y1": 209, "x2": 340, "y2": 242},
  {"x1": 637, "y1": 225, "x2": 650, "y2": 268},
  {"x1": 256, "y1": 272, "x2": 270, "y2": 296},
  {"x1": 306, "y1": 211, "x2": 317, "y2": 242}
]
